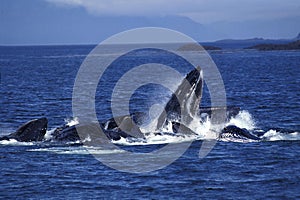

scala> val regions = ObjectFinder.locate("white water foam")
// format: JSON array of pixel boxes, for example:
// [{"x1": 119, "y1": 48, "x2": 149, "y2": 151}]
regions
[
  {"x1": 44, "y1": 128, "x2": 56, "y2": 140},
  {"x1": 112, "y1": 132, "x2": 196, "y2": 146},
  {"x1": 65, "y1": 117, "x2": 79, "y2": 127},
  {"x1": 225, "y1": 110, "x2": 300, "y2": 142},
  {"x1": 113, "y1": 109, "x2": 300, "y2": 145},
  {"x1": 113, "y1": 113, "x2": 221, "y2": 146},
  {"x1": 261, "y1": 130, "x2": 300, "y2": 141},
  {"x1": 226, "y1": 110, "x2": 256, "y2": 130},
  {"x1": 28, "y1": 146, "x2": 125, "y2": 155},
  {"x1": 189, "y1": 116, "x2": 221, "y2": 140},
  {"x1": 0, "y1": 139, "x2": 35, "y2": 146}
]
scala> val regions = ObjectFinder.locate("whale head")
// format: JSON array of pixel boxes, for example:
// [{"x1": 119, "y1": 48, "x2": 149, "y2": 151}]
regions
[
  {"x1": 157, "y1": 66, "x2": 203, "y2": 129},
  {"x1": 7, "y1": 117, "x2": 48, "y2": 142}
]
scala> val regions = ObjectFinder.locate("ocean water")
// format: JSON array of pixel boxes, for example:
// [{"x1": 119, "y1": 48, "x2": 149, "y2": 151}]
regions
[{"x1": 0, "y1": 45, "x2": 300, "y2": 199}]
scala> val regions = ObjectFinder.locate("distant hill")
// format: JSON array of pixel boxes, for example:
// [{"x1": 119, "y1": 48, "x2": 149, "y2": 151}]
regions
[
  {"x1": 294, "y1": 33, "x2": 300, "y2": 40},
  {"x1": 246, "y1": 40, "x2": 300, "y2": 51},
  {"x1": 177, "y1": 43, "x2": 221, "y2": 51},
  {"x1": 202, "y1": 33, "x2": 300, "y2": 49}
]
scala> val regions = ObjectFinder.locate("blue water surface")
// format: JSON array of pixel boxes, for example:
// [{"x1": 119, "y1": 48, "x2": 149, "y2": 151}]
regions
[{"x1": 0, "y1": 46, "x2": 299, "y2": 199}]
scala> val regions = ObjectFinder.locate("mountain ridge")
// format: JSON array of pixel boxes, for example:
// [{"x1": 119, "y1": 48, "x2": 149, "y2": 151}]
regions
[{"x1": 202, "y1": 32, "x2": 300, "y2": 49}]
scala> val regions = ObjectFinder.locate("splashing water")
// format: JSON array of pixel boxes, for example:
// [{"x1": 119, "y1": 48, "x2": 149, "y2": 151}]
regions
[
  {"x1": 261, "y1": 130, "x2": 300, "y2": 141},
  {"x1": 1, "y1": 110, "x2": 299, "y2": 147},
  {"x1": 225, "y1": 110, "x2": 300, "y2": 142},
  {"x1": 113, "y1": 110, "x2": 253, "y2": 146},
  {"x1": 65, "y1": 117, "x2": 80, "y2": 127},
  {"x1": 226, "y1": 110, "x2": 256, "y2": 130}
]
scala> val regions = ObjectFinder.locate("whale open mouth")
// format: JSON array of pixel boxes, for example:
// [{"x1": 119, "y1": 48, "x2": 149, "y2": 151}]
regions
[{"x1": 156, "y1": 66, "x2": 203, "y2": 129}]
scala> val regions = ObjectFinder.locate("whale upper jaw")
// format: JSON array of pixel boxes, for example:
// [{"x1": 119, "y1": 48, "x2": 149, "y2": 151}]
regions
[{"x1": 156, "y1": 66, "x2": 203, "y2": 129}]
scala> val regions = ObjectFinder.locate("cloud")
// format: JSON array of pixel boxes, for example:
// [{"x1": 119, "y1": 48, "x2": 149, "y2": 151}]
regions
[{"x1": 46, "y1": 0, "x2": 300, "y2": 23}]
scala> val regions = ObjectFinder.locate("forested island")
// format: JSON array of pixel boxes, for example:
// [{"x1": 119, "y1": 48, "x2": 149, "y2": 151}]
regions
[{"x1": 246, "y1": 40, "x2": 300, "y2": 51}]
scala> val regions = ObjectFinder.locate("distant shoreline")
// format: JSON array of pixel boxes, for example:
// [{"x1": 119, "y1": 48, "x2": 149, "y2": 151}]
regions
[
  {"x1": 1, "y1": 32, "x2": 299, "y2": 51},
  {"x1": 246, "y1": 40, "x2": 300, "y2": 51}
]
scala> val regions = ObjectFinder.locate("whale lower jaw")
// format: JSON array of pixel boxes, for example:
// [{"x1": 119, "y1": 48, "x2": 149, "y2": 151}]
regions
[{"x1": 219, "y1": 133, "x2": 258, "y2": 142}]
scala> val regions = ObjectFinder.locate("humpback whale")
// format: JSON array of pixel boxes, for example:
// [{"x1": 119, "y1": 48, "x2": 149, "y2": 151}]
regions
[
  {"x1": 0, "y1": 67, "x2": 259, "y2": 143},
  {"x1": 0, "y1": 118, "x2": 48, "y2": 142}
]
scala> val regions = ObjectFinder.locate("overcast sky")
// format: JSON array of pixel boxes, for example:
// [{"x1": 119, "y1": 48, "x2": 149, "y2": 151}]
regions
[
  {"x1": 47, "y1": 0, "x2": 300, "y2": 24},
  {"x1": 1, "y1": 0, "x2": 299, "y2": 45}
]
